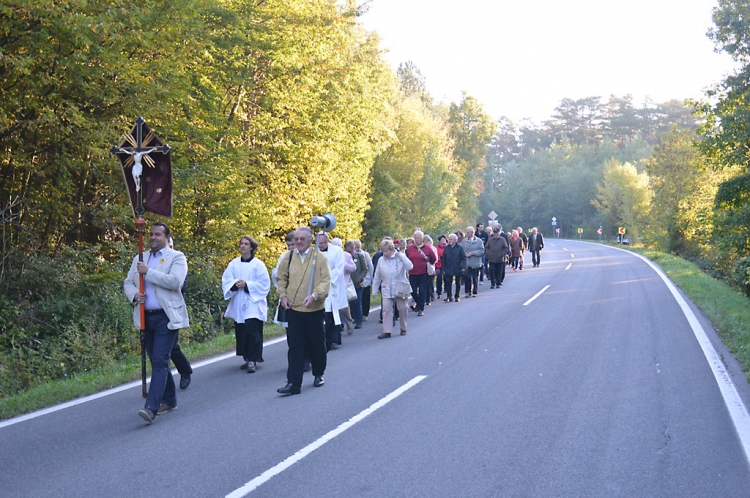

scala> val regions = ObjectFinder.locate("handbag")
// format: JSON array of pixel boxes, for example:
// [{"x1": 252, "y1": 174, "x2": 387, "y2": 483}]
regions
[
  {"x1": 395, "y1": 280, "x2": 412, "y2": 299},
  {"x1": 346, "y1": 279, "x2": 357, "y2": 301},
  {"x1": 417, "y1": 245, "x2": 435, "y2": 275}
]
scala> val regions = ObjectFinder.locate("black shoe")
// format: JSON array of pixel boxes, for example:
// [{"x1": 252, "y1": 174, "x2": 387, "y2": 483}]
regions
[
  {"x1": 410, "y1": 304, "x2": 417, "y2": 312},
  {"x1": 455, "y1": 297, "x2": 460, "y2": 302},
  {"x1": 277, "y1": 383, "x2": 301, "y2": 395},
  {"x1": 490, "y1": 285, "x2": 495, "y2": 289},
  {"x1": 179, "y1": 374, "x2": 191, "y2": 390},
  {"x1": 314, "y1": 376, "x2": 325, "y2": 387},
  {"x1": 354, "y1": 324, "x2": 363, "y2": 329}
]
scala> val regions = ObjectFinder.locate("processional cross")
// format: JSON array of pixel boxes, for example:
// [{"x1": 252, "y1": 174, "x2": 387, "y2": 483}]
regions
[{"x1": 110, "y1": 117, "x2": 172, "y2": 398}]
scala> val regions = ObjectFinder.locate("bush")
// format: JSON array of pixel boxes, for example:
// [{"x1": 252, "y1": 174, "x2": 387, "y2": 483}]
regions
[{"x1": 731, "y1": 257, "x2": 750, "y2": 297}]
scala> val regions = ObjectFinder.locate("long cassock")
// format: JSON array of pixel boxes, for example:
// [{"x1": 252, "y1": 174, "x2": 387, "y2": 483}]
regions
[
  {"x1": 322, "y1": 243, "x2": 348, "y2": 325},
  {"x1": 222, "y1": 256, "x2": 271, "y2": 362}
]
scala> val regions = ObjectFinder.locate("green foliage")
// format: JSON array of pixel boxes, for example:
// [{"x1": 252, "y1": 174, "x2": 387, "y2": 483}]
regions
[{"x1": 591, "y1": 159, "x2": 652, "y2": 243}]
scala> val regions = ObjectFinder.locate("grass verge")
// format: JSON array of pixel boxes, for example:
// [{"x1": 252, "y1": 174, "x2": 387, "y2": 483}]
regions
[
  {"x1": 0, "y1": 323, "x2": 286, "y2": 421},
  {"x1": 624, "y1": 246, "x2": 750, "y2": 378}
]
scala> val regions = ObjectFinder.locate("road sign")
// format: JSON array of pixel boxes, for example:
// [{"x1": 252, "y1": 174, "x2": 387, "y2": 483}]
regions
[
  {"x1": 551, "y1": 221, "x2": 557, "y2": 226},
  {"x1": 552, "y1": 217, "x2": 557, "y2": 222},
  {"x1": 577, "y1": 228, "x2": 583, "y2": 233},
  {"x1": 619, "y1": 227, "x2": 626, "y2": 234},
  {"x1": 556, "y1": 228, "x2": 560, "y2": 233},
  {"x1": 597, "y1": 227, "x2": 602, "y2": 235},
  {"x1": 488, "y1": 210, "x2": 497, "y2": 220}
]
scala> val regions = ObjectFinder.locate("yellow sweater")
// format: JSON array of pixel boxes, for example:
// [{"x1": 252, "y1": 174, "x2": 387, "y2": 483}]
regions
[{"x1": 277, "y1": 249, "x2": 330, "y2": 312}]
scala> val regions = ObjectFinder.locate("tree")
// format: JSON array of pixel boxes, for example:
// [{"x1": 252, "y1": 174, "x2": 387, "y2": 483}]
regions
[
  {"x1": 448, "y1": 94, "x2": 497, "y2": 225},
  {"x1": 592, "y1": 159, "x2": 652, "y2": 242}
]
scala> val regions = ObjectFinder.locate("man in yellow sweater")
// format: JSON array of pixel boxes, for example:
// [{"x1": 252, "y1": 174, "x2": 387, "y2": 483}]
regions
[{"x1": 276, "y1": 227, "x2": 331, "y2": 395}]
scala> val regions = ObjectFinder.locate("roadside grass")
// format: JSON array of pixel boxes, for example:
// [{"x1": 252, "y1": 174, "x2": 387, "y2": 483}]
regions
[
  {"x1": 0, "y1": 323, "x2": 286, "y2": 421},
  {"x1": 622, "y1": 246, "x2": 750, "y2": 377}
]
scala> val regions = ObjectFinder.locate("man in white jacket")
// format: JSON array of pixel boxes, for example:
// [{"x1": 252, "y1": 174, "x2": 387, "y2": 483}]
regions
[{"x1": 317, "y1": 232, "x2": 348, "y2": 349}]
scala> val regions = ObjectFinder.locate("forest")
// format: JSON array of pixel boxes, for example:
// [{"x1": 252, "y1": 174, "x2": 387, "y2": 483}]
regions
[{"x1": 0, "y1": 0, "x2": 749, "y2": 397}]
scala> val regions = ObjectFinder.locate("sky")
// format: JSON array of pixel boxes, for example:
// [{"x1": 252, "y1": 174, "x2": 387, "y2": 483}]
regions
[{"x1": 358, "y1": 0, "x2": 739, "y2": 124}]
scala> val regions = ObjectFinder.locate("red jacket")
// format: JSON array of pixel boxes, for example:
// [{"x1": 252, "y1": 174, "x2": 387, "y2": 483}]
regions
[
  {"x1": 435, "y1": 243, "x2": 446, "y2": 269},
  {"x1": 406, "y1": 243, "x2": 437, "y2": 275}
]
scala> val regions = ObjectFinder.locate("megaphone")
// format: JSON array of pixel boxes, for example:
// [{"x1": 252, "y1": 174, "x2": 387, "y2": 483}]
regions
[{"x1": 310, "y1": 213, "x2": 337, "y2": 232}]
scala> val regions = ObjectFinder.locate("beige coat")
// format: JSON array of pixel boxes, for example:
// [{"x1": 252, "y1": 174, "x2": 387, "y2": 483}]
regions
[{"x1": 123, "y1": 248, "x2": 189, "y2": 330}]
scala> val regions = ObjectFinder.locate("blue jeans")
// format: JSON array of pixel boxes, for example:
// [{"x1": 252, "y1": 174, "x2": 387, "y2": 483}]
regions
[
  {"x1": 350, "y1": 286, "x2": 364, "y2": 325},
  {"x1": 144, "y1": 311, "x2": 178, "y2": 413}
]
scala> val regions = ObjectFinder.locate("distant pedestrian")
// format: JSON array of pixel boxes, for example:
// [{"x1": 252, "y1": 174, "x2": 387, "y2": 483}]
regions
[
  {"x1": 441, "y1": 233, "x2": 467, "y2": 302},
  {"x1": 434, "y1": 235, "x2": 447, "y2": 300},
  {"x1": 509, "y1": 230, "x2": 523, "y2": 271},
  {"x1": 486, "y1": 226, "x2": 509, "y2": 288},
  {"x1": 528, "y1": 227, "x2": 545, "y2": 267},
  {"x1": 405, "y1": 230, "x2": 437, "y2": 316},
  {"x1": 517, "y1": 227, "x2": 528, "y2": 270},
  {"x1": 372, "y1": 239, "x2": 413, "y2": 339},
  {"x1": 460, "y1": 226, "x2": 484, "y2": 297},
  {"x1": 476, "y1": 223, "x2": 488, "y2": 283},
  {"x1": 222, "y1": 236, "x2": 271, "y2": 374}
]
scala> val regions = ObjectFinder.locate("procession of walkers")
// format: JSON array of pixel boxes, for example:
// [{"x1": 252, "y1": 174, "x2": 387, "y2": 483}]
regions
[{"x1": 127, "y1": 221, "x2": 543, "y2": 421}]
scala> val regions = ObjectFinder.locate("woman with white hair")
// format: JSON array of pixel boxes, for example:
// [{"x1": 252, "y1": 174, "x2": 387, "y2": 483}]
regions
[
  {"x1": 372, "y1": 238, "x2": 413, "y2": 338},
  {"x1": 404, "y1": 230, "x2": 437, "y2": 317}
]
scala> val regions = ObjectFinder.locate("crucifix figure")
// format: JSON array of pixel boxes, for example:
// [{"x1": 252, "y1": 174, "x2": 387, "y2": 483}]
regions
[{"x1": 112, "y1": 146, "x2": 157, "y2": 192}]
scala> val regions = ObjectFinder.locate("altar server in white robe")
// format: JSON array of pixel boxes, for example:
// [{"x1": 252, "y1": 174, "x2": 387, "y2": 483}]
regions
[
  {"x1": 223, "y1": 236, "x2": 271, "y2": 373},
  {"x1": 317, "y1": 232, "x2": 348, "y2": 349}
]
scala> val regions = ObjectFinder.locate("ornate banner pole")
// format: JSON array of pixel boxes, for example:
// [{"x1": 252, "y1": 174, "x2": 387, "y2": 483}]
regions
[{"x1": 111, "y1": 117, "x2": 172, "y2": 398}]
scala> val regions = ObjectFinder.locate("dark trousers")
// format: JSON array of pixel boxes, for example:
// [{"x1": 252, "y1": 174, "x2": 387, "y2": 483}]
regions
[
  {"x1": 170, "y1": 334, "x2": 192, "y2": 376},
  {"x1": 426, "y1": 274, "x2": 434, "y2": 304},
  {"x1": 489, "y1": 261, "x2": 503, "y2": 286},
  {"x1": 435, "y1": 268, "x2": 444, "y2": 296},
  {"x1": 362, "y1": 286, "x2": 371, "y2": 318},
  {"x1": 235, "y1": 318, "x2": 264, "y2": 363},
  {"x1": 464, "y1": 267, "x2": 479, "y2": 295},
  {"x1": 325, "y1": 311, "x2": 342, "y2": 347},
  {"x1": 144, "y1": 311, "x2": 178, "y2": 413},
  {"x1": 531, "y1": 250, "x2": 541, "y2": 266},
  {"x1": 510, "y1": 256, "x2": 519, "y2": 270},
  {"x1": 286, "y1": 309, "x2": 326, "y2": 387},
  {"x1": 409, "y1": 273, "x2": 428, "y2": 311},
  {"x1": 499, "y1": 259, "x2": 507, "y2": 283},
  {"x1": 350, "y1": 286, "x2": 364, "y2": 325},
  {"x1": 444, "y1": 274, "x2": 459, "y2": 299},
  {"x1": 480, "y1": 254, "x2": 487, "y2": 281}
]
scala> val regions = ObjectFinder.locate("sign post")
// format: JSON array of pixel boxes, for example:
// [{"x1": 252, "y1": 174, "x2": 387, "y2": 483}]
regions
[
  {"x1": 551, "y1": 217, "x2": 557, "y2": 238},
  {"x1": 577, "y1": 227, "x2": 583, "y2": 240},
  {"x1": 488, "y1": 210, "x2": 498, "y2": 229}
]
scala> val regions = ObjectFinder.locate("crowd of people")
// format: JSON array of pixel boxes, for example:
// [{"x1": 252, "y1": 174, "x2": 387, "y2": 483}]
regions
[{"x1": 125, "y1": 221, "x2": 544, "y2": 422}]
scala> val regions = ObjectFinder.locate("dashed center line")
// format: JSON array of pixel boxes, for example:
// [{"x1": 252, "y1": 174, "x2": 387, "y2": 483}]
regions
[{"x1": 523, "y1": 285, "x2": 550, "y2": 306}]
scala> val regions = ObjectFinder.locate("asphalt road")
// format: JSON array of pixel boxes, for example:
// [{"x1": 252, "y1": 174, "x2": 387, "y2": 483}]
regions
[{"x1": 2, "y1": 241, "x2": 750, "y2": 497}]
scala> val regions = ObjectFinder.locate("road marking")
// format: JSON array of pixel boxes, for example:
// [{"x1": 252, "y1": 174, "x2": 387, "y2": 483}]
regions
[
  {"x1": 608, "y1": 245, "x2": 750, "y2": 468},
  {"x1": 0, "y1": 336, "x2": 288, "y2": 430},
  {"x1": 523, "y1": 285, "x2": 550, "y2": 306},
  {"x1": 571, "y1": 254, "x2": 575, "y2": 258},
  {"x1": 0, "y1": 304, "x2": 386, "y2": 428},
  {"x1": 563, "y1": 248, "x2": 569, "y2": 251},
  {"x1": 226, "y1": 375, "x2": 428, "y2": 497},
  {"x1": 565, "y1": 263, "x2": 572, "y2": 270}
]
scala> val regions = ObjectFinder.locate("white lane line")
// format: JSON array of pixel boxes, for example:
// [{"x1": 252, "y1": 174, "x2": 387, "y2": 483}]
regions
[
  {"x1": 563, "y1": 248, "x2": 569, "y2": 251},
  {"x1": 1, "y1": 305, "x2": 386, "y2": 428},
  {"x1": 565, "y1": 263, "x2": 572, "y2": 270},
  {"x1": 226, "y1": 375, "x2": 428, "y2": 497},
  {"x1": 571, "y1": 254, "x2": 575, "y2": 258},
  {"x1": 0, "y1": 336, "x2": 288, "y2": 429},
  {"x1": 618, "y1": 248, "x2": 750, "y2": 467},
  {"x1": 523, "y1": 285, "x2": 550, "y2": 306}
]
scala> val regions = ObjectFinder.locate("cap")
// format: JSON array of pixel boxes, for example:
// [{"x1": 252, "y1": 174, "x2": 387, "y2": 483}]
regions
[{"x1": 492, "y1": 227, "x2": 500, "y2": 232}]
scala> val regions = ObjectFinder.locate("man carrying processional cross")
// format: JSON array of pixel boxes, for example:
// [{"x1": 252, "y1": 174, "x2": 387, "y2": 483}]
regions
[{"x1": 114, "y1": 117, "x2": 190, "y2": 424}]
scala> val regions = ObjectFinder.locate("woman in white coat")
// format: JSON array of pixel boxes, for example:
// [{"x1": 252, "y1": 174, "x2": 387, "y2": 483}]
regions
[
  {"x1": 222, "y1": 236, "x2": 271, "y2": 373},
  {"x1": 372, "y1": 238, "x2": 413, "y2": 339}
]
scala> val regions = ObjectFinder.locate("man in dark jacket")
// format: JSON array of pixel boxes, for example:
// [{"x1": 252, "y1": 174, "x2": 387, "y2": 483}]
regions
[
  {"x1": 528, "y1": 227, "x2": 545, "y2": 267},
  {"x1": 517, "y1": 227, "x2": 528, "y2": 270},
  {"x1": 476, "y1": 223, "x2": 489, "y2": 284},
  {"x1": 486, "y1": 226, "x2": 509, "y2": 288},
  {"x1": 441, "y1": 233, "x2": 467, "y2": 302}
]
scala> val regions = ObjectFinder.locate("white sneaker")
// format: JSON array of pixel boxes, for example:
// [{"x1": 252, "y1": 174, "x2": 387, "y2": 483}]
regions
[
  {"x1": 479, "y1": 281, "x2": 484, "y2": 285},
  {"x1": 247, "y1": 361, "x2": 256, "y2": 373}
]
